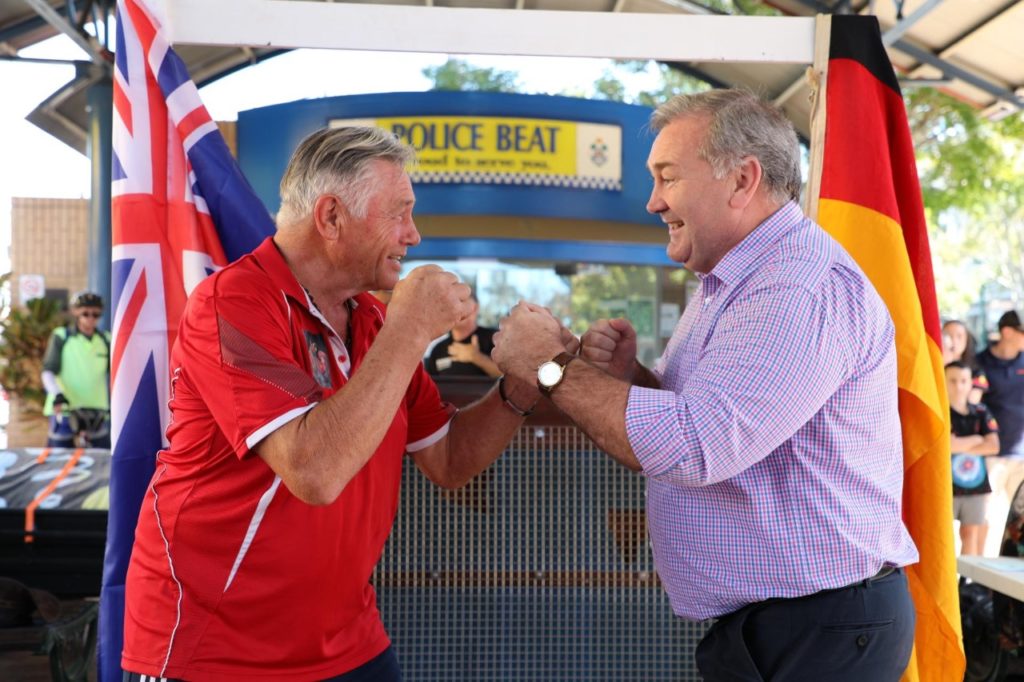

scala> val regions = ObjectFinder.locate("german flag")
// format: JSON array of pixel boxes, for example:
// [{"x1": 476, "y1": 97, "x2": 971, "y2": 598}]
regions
[{"x1": 811, "y1": 15, "x2": 962, "y2": 682}]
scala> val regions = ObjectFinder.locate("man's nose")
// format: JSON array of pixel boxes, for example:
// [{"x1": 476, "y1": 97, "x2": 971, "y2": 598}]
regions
[
  {"x1": 404, "y1": 220, "x2": 422, "y2": 246},
  {"x1": 646, "y1": 189, "x2": 667, "y2": 215}
]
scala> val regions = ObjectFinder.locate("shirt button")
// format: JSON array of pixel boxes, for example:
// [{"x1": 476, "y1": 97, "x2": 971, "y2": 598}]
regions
[{"x1": 703, "y1": 296, "x2": 712, "y2": 305}]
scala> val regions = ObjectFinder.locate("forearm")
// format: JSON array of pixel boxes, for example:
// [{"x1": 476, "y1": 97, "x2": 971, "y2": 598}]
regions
[
  {"x1": 473, "y1": 353, "x2": 502, "y2": 378},
  {"x1": 972, "y1": 433, "x2": 1000, "y2": 456},
  {"x1": 951, "y1": 435, "x2": 982, "y2": 452},
  {"x1": 259, "y1": 323, "x2": 428, "y2": 504},
  {"x1": 552, "y1": 360, "x2": 640, "y2": 470},
  {"x1": 632, "y1": 361, "x2": 661, "y2": 389},
  {"x1": 432, "y1": 378, "x2": 535, "y2": 487},
  {"x1": 41, "y1": 370, "x2": 62, "y2": 396}
]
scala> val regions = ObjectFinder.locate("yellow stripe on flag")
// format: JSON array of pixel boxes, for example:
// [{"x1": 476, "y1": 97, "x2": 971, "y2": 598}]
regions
[{"x1": 819, "y1": 198, "x2": 960, "y2": 682}]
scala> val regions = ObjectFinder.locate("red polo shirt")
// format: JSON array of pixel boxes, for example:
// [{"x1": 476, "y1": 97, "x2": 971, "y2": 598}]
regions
[{"x1": 123, "y1": 238, "x2": 453, "y2": 681}]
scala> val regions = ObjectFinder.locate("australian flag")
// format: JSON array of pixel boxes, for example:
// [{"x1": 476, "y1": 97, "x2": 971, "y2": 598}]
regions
[{"x1": 101, "y1": 1, "x2": 274, "y2": 680}]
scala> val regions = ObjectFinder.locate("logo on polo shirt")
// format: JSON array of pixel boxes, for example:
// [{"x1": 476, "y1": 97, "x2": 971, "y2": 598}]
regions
[{"x1": 305, "y1": 331, "x2": 332, "y2": 388}]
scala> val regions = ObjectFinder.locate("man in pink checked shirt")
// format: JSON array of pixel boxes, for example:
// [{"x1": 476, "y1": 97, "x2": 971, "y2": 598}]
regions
[{"x1": 493, "y1": 89, "x2": 919, "y2": 681}]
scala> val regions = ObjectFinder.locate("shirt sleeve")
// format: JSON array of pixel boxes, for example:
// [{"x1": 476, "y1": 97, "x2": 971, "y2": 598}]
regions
[
  {"x1": 176, "y1": 278, "x2": 323, "y2": 459},
  {"x1": 42, "y1": 329, "x2": 64, "y2": 374},
  {"x1": 405, "y1": 362, "x2": 456, "y2": 452},
  {"x1": 978, "y1": 404, "x2": 999, "y2": 435},
  {"x1": 626, "y1": 284, "x2": 854, "y2": 487}
]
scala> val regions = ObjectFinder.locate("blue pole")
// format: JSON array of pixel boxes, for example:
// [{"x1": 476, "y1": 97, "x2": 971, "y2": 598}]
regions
[{"x1": 86, "y1": 67, "x2": 112, "y2": 327}]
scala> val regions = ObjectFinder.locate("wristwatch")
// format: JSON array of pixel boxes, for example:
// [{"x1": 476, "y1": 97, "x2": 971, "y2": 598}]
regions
[{"x1": 537, "y1": 352, "x2": 576, "y2": 396}]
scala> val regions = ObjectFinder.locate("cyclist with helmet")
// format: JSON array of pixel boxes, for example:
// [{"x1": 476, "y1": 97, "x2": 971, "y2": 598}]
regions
[{"x1": 40, "y1": 291, "x2": 112, "y2": 448}]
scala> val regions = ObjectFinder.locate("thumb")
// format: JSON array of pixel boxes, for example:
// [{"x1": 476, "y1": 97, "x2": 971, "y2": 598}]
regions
[
  {"x1": 471, "y1": 335, "x2": 480, "y2": 348},
  {"x1": 609, "y1": 318, "x2": 636, "y2": 338}
]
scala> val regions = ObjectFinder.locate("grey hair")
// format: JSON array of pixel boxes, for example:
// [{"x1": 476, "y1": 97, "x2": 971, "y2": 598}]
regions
[
  {"x1": 650, "y1": 89, "x2": 801, "y2": 204},
  {"x1": 278, "y1": 126, "x2": 415, "y2": 224}
]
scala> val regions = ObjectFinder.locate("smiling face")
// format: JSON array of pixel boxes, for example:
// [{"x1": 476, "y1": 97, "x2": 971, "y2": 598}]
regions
[
  {"x1": 336, "y1": 160, "x2": 421, "y2": 292},
  {"x1": 645, "y1": 116, "x2": 746, "y2": 273}
]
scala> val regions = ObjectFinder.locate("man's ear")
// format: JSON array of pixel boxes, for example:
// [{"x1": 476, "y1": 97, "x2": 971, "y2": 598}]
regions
[
  {"x1": 312, "y1": 194, "x2": 345, "y2": 240},
  {"x1": 728, "y1": 156, "x2": 763, "y2": 209}
]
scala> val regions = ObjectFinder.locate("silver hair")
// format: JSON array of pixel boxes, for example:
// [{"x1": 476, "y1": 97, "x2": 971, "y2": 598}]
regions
[
  {"x1": 278, "y1": 126, "x2": 415, "y2": 223},
  {"x1": 650, "y1": 89, "x2": 801, "y2": 204}
]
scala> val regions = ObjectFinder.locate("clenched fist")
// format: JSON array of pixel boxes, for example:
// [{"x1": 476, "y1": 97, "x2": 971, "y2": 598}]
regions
[
  {"x1": 388, "y1": 265, "x2": 473, "y2": 344},
  {"x1": 492, "y1": 302, "x2": 566, "y2": 383},
  {"x1": 580, "y1": 318, "x2": 637, "y2": 382}
]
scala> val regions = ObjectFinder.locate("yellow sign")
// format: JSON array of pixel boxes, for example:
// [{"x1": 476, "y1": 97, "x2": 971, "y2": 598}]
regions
[{"x1": 330, "y1": 115, "x2": 621, "y2": 191}]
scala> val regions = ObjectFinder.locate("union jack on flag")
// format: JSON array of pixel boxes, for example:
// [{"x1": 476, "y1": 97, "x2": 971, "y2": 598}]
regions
[{"x1": 100, "y1": 2, "x2": 274, "y2": 680}]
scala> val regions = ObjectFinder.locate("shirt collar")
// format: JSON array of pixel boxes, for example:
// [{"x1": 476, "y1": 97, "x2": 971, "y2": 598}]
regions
[
  {"x1": 707, "y1": 201, "x2": 804, "y2": 286},
  {"x1": 252, "y1": 237, "x2": 308, "y2": 306},
  {"x1": 250, "y1": 236, "x2": 384, "y2": 325}
]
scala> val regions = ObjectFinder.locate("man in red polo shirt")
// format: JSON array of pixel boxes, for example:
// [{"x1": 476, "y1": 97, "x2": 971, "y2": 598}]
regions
[{"x1": 121, "y1": 126, "x2": 546, "y2": 682}]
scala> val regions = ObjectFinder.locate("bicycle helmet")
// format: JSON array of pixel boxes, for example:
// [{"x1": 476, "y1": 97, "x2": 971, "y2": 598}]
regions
[{"x1": 71, "y1": 290, "x2": 104, "y2": 308}]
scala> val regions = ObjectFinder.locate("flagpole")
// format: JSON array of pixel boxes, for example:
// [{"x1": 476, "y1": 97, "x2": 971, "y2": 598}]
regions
[{"x1": 803, "y1": 13, "x2": 831, "y2": 221}]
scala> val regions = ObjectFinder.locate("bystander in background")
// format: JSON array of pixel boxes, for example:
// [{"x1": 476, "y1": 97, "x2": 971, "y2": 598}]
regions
[
  {"x1": 977, "y1": 310, "x2": 1024, "y2": 555},
  {"x1": 40, "y1": 291, "x2": 111, "y2": 448},
  {"x1": 425, "y1": 294, "x2": 500, "y2": 378},
  {"x1": 943, "y1": 319, "x2": 987, "y2": 404},
  {"x1": 946, "y1": 360, "x2": 1000, "y2": 555}
]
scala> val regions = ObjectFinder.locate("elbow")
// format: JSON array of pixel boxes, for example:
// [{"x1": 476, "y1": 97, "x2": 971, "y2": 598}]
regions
[
  {"x1": 432, "y1": 467, "x2": 473, "y2": 490},
  {"x1": 289, "y1": 480, "x2": 339, "y2": 506},
  {"x1": 436, "y1": 476, "x2": 467, "y2": 491},
  {"x1": 285, "y1": 471, "x2": 349, "y2": 506}
]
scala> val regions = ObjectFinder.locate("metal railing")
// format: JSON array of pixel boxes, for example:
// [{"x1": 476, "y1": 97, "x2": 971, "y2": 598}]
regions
[{"x1": 375, "y1": 422, "x2": 705, "y2": 680}]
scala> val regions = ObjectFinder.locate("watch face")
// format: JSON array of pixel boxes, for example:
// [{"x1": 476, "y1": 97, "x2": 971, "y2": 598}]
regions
[{"x1": 538, "y1": 361, "x2": 563, "y2": 387}]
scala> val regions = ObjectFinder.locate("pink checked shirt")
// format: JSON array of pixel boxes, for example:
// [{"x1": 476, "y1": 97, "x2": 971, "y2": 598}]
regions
[{"x1": 626, "y1": 202, "x2": 919, "y2": 620}]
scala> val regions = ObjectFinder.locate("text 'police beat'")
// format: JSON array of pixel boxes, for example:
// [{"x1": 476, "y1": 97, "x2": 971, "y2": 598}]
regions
[{"x1": 389, "y1": 121, "x2": 561, "y2": 153}]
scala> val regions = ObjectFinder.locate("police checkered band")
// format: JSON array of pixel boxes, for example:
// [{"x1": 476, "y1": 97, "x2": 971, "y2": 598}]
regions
[{"x1": 409, "y1": 170, "x2": 621, "y2": 191}]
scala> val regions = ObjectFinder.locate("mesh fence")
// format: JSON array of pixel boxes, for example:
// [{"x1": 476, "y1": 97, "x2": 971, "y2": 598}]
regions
[{"x1": 375, "y1": 425, "x2": 707, "y2": 680}]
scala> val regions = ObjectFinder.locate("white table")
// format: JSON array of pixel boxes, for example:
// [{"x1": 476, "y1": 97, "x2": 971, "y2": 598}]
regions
[{"x1": 958, "y1": 556, "x2": 1024, "y2": 602}]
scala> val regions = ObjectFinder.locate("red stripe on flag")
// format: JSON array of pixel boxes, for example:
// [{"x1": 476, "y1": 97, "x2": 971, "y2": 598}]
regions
[
  {"x1": 111, "y1": 272, "x2": 148, "y2": 387},
  {"x1": 820, "y1": 58, "x2": 941, "y2": 348},
  {"x1": 113, "y1": 82, "x2": 133, "y2": 137},
  {"x1": 176, "y1": 106, "x2": 211, "y2": 146}
]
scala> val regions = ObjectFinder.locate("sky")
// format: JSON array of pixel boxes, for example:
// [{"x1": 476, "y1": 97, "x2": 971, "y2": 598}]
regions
[{"x1": 0, "y1": 31, "x2": 663, "y2": 275}]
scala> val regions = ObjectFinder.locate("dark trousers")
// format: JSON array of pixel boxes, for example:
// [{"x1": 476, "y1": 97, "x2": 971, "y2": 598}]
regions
[
  {"x1": 696, "y1": 568, "x2": 915, "y2": 682},
  {"x1": 123, "y1": 645, "x2": 401, "y2": 682}
]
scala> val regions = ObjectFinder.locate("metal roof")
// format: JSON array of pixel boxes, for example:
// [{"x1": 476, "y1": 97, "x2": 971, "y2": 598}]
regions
[{"x1": 2, "y1": 0, "x2": 1021, "y2": 155}]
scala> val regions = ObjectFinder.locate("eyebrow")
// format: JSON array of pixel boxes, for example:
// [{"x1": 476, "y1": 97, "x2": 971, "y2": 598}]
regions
[{"x1": 647, "y1": 161, "x2": 675, "y2": 176}]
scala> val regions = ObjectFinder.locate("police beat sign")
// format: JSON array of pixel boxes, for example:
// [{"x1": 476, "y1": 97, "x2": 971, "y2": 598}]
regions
[{"x1": 330, "y1": 115, "x2": 622, "y2": 191}]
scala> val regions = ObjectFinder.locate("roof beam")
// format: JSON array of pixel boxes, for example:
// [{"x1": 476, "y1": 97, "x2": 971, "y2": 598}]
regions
[
  {"x1": 881, "y1": 0, "x2": 943, "y2": 47},
  {"x1": 22, "y1": 0, "x2": 106, "y2": 63},
  {"x1": 163, "y1": 0, "x2": 815, "y2": 63},
  {"x1": 892, "y1": 37, "x2": 1024, "y2": 110}
]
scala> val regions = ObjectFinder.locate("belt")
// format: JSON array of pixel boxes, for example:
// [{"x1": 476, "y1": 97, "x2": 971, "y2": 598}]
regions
[
  {"x1": 825, "y1": 565, "x2": 900, "y2": 595},
  {"x1": 715, "y1": 566, "x2": 903, "y2": 624}
]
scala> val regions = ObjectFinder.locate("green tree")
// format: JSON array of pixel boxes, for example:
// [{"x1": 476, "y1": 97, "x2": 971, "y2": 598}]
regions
[
  {"x1": 423, "y1": 58, "x2": 520, "y2": 92},
  {"x1": 0, "y1": 293, "x2": 64, "y2": 414},
  {"x1": 905, "y1": 87, "x2": 1024, "y2": 316},
  {"x1": 567, "y1": 266, "x2": 657, "y2": 336}
]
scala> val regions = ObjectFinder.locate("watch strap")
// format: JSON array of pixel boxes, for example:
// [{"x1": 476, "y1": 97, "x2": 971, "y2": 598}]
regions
[{"x1": 538, "y1": 352, "x2": 577, "y2": 396}]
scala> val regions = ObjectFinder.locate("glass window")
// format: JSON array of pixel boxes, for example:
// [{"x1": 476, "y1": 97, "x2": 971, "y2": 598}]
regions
[{"x1": 402, "y1": 258, "x2": 695, "y2": 367}]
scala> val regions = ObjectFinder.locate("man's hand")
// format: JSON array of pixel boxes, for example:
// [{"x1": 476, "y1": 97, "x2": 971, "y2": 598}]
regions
[
  {"x1": 580, "y1": 318, "x2": 638, "y2": 382},
  {"x1": 387, "y1": 265, "x2": 473, "y2": 345},
  {"x1": 448, "y1": 335, "x2": 482, "y2": 363},
  {"x1": 493, "y1": 302, "x2": 565, "y2": 383}
]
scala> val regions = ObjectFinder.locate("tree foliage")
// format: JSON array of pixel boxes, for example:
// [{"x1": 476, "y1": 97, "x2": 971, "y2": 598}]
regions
[
  {"x1": 423, "y1": 58, "x2": 520, "y2": 93},
  {"x1": 905, "y1": 87, "x2": 1024, "y2": 316},
  {"x1": 0, "y1": 292, "x2": 64, "y2": 414}
]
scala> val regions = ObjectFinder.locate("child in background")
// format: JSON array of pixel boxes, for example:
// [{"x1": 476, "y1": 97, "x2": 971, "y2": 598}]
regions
[{"x1": 947, "y1": 360, "x2": 1000, "y2": 555}]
